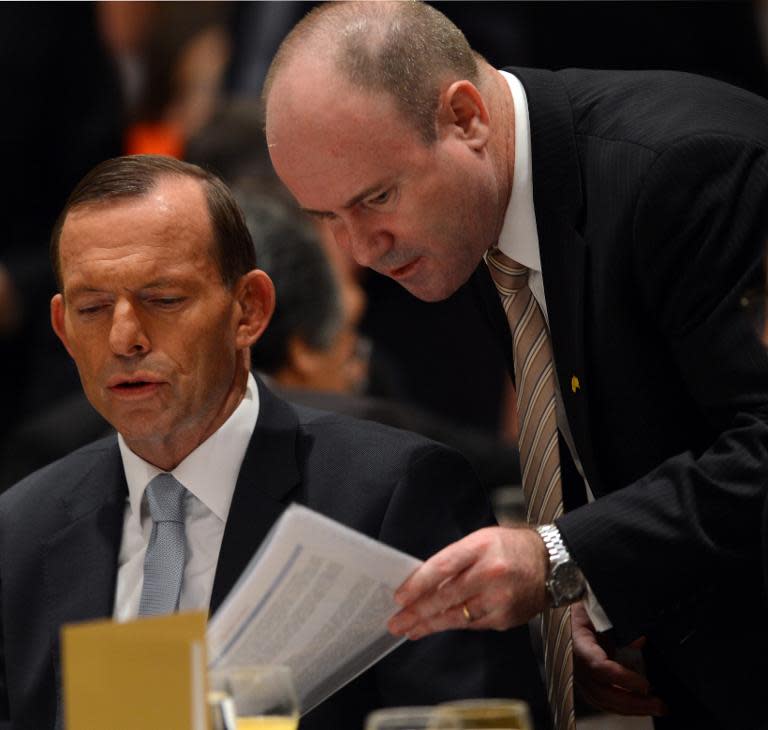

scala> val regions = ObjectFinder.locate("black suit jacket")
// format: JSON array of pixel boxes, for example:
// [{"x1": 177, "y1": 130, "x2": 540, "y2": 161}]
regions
[
  {"x1": 0, "y1": 381, "x2": 548, "y2": 730},
  {"x1": 469, "y1": 67, "x2": 768, "y2": 727}
]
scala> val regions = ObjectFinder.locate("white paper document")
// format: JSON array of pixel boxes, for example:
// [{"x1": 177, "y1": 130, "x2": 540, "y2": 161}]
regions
[{"x1": 207, "y1": 504, "x2": 422, "y2": 715}]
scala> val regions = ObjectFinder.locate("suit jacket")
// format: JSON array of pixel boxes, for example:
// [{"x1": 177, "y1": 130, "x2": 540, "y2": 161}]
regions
[
  {"x1": 270, "y1": 382, "x2": 521, "y2": 489},
  {"x1": 0, "y1": 381, "x2": 548, "y2": 730},
  {"x1": 469, "y1": 67, "x2": 768, "y2": 728}
]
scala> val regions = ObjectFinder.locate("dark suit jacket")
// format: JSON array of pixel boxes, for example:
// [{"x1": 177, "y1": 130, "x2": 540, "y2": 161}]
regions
[
  {"x1": 0, "y1": 381, "x2": 548, "y2": 730},
  {"x1": 469, "y1": 67, "x2": 768, "y2": 728}
]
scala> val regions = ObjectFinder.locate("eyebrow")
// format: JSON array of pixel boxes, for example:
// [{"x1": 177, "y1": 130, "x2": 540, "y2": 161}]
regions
[
  {"x1": 300, "y1": 182, "x2": 388, "y2": 219},
  {"x1": 66, "y1": 279, "x2": 184, "y2": 298},
  {"x1": 65, "y1": 286, "x2": 109, "y2": 299},
  {"x1": 137, "y1": 278, "x2": 184, "y2": 290}
]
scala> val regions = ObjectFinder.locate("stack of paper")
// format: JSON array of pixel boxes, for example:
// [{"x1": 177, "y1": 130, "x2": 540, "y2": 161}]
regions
[{"x1": 207, "y1": 504, "x2": 422, "y2": 714}]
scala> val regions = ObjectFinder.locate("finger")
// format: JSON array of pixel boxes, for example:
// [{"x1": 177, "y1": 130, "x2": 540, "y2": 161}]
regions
[
  {"x1": 577, "y1": 682, "x2": 667, "y2": 717},
  {"x1": 390, "y1": 562, "x2": 519, "y2": 636},
  {"x1": 394, "y1": 538, "x2": 480, "y2": 607},
  {"x1": 403, "y1": 602, "x2": 511, "y2": 640},
  {"x1": 583, "y1": 658, "x2": 651, "y2": 695},
  {"x1": 389, "y1": 580, "x2": 480, "y2": 637},
  {"x1": 572, "y1": 625, "x2": 650, "y2": 695},
  {"x1": 402, "y1": 604, "x2": 477, "y2": 639},
  {"x1": 388, "y1": 606, "x2": 426, "y2": 636},
  {"x1": 397, "y1": 575, "x2": 473, "y2": 628}
]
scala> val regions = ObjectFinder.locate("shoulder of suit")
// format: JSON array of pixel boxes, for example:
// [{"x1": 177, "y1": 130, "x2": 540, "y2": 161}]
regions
[
  {"x1": 547, "y1": 68, "x2": 768, "y2": 152},
  {"x1": 0, "y1": 433, "x2": 118, "y2": 509},
  {"x1": 289, "y1": 399, "x2": 458, "y2": 459}
]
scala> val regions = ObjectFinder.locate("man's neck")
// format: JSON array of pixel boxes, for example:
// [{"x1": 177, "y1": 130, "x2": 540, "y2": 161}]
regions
[{"x1": 122, "y1": 368, "x2": 250, "y2": 472}]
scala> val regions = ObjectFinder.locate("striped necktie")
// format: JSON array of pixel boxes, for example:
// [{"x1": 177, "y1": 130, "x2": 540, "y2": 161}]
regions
[
  {"x1": 486, "y1": 247, "x2": 576, "y2": 730},
  {"x1": 138, "y1": 472, "x2": 187, "y2": 616}
]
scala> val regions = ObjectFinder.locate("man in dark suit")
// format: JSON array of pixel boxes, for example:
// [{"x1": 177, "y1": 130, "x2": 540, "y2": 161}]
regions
[
  {"x1": 263, "y1": 2, "x2": 768, "y2": 728},
  {"x1": 0, "y1": 155, "x2": 548, "y2": 730}
]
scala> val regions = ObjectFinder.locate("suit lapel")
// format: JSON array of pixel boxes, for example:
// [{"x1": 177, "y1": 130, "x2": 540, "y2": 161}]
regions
[
  {"x1": 44, "y1": 440, "x2": 126, "y2": 629},
  {"x1": 506, "y1": 67, "x2": 600, "y2": 494},
  {"x1": 210, "y1": 379, "x2": 302, "y2": 615},
  {"x1": 43, "y1": 439, "x2": 126, "y2": 727}
]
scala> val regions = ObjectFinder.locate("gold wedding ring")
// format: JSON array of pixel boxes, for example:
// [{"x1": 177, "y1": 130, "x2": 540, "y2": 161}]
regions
[{"x1": 462, "y1": 603, "x2": 472, "y2": 623}]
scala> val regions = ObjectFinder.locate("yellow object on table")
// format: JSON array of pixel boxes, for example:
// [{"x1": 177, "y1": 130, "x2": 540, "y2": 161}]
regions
[
  {"x1": 439, "y1": 698, "x2": 532, "y2": 729},
  {"x1": 62, "y1": 611, "x2": 209, "y2": 730}
]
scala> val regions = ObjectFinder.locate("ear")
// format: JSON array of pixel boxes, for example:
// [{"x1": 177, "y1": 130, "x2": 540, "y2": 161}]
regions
[
  {"x1": 50, "y1": 293, "x2": 75, "y2": 358},
  {"x1": 233, "y1": 269, "x2": 276, "y2": 348},
  {"x1": 438, "y1": 80, "x2": 490, "y2": 152}
]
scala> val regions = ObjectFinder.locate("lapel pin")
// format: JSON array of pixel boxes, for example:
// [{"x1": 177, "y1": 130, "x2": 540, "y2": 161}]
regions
[{"x1": 571, "y1": 375, "x2": 581, "y2": 393}]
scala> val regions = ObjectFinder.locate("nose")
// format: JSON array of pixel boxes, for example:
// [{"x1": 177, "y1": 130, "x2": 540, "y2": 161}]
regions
[
  {"x1": 109, "y1": 299, "x2": 150, "y2": 357},
  {"x1": 331, "y1": 215, "x2": 393, "y2": 269}
]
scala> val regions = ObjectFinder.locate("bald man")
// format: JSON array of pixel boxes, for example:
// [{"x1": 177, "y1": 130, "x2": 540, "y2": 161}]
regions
[{"x1": 264, "y1": 3, "x2": 768, "y2": 729}]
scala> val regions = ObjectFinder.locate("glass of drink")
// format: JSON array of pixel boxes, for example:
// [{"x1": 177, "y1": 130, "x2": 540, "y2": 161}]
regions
[
  {"x1": 365, "y1": 706, "x2": 462, "y2": 730},
  {"x1": 438, "y1": 699, "x2": 532, "y2": 730},
  {"x1": 208, "y1": 665, "x2": 299, "y2": 730}
]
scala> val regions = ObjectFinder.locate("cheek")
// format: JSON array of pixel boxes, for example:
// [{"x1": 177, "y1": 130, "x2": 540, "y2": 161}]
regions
[
  {"x1": 182, "y1": 327, "x2": 239, "y2": 391},
  {"x1": 64, "y1": 330, "x2": 106, "y2": 376}
]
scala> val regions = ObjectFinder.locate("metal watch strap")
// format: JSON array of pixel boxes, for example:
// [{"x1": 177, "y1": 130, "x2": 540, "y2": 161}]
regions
[
  {"x1": 536, "y1": 523, "x2": 571, "y2": 563},
  {"x1": 536, "y1": 523, "x2": 585, "y2": 608}
]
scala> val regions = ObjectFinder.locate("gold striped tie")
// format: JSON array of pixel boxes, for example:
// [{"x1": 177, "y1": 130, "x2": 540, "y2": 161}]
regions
[{"x1": 486, "y1": 247, "x2": 576, "y2": 730}]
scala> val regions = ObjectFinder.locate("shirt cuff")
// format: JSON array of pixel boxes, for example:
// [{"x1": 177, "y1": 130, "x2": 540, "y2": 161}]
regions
[{"x1": 583, "y1": 580, "x2": 613, "y2": 631}]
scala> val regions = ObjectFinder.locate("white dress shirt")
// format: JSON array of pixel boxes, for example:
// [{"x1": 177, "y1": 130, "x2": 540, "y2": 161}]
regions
[
  {"x1": 113, "y1": 373, "x2": 260, "y2": 621},
  {"x1": 497, "y1": 70, "x2": 610, "y2": 629}
]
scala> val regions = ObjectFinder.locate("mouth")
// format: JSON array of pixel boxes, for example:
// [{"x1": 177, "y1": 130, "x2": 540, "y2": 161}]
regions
[
  {"x1": 388, "y1": 257, "x2": 422, "y2": 280},
  {"x1": 107, "y1": 375, "x2": 165, "y2": 398}
]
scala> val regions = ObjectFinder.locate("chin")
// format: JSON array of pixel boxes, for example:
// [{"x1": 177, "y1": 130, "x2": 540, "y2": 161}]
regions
[
  {"x1": 403, "y1": 271, "x2": 468, "y2": 303},
  {"x1": 111, "y1": 412, "x2": 171, "y2": 443}
]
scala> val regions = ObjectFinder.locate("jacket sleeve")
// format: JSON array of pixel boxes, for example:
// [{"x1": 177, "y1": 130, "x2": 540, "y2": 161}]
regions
[{"x1": 557, "y1": 132, "x2": 768, "y2": 642}]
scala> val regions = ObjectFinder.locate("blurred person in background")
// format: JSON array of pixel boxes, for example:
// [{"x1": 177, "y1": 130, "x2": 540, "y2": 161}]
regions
[
  {"x1": 98, "y1": 1, "x2": 233, "y2": 158},
  {"x1": 243, "y1": 193, "x2": 368, "y2": 396}
]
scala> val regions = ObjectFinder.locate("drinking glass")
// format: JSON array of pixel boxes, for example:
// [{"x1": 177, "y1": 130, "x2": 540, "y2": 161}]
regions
[
  {"x1": 365, "y1": 706, "x2": 462, "y2": 730},
  {"x1": 208, "y1": 665, "x2": 299, "y2": 730},
  {"x1": 438, "y1": 699, "x2": 532, "y2": 730}
]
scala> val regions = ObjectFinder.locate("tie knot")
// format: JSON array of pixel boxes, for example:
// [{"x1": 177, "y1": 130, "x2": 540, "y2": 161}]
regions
[
  {"x1": 145, "y1": 473, "x2": 186, "y2": 523},
  {"x1": 486, "y1": 247, "x2": 529, "y2": 293}
]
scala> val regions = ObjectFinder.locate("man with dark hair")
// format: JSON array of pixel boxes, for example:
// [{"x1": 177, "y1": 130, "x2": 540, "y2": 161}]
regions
[
  {"x1": 49, "y1": 155, "x2": 257, "y2": 290},
  {"x1": 0, "y1": 155, "x2": 548, "y2": 730},
  {"x1": 264, "y1": 2, "x2": 768, "y2": 729}
]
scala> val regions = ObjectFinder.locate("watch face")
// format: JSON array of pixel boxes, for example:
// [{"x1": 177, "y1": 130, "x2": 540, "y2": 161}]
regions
[{"x1": 552, "y1": 562, "x2": 585, "y2": 601}]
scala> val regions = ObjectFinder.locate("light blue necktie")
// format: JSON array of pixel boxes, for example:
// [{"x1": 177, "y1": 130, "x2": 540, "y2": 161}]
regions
[{"x1": 138, "y1": 472, "x2": 187, "y2": 616}]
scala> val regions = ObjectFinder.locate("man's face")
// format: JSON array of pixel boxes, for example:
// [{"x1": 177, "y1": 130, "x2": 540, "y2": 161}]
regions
[
  {"x1": 266, "y1": 71, "x2": 499, "y2": 302},
  {"x1": 51, "y1": 176, "x2": 247, "y2": 457}
]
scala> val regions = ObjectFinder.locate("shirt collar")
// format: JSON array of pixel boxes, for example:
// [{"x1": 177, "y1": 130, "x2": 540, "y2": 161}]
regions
[
  {"x1": 118, "y1": 372, "x2": 261, "y2": 523},
  {"x1": 495, "y1": 70, "x2": 541, "y2": 275}
]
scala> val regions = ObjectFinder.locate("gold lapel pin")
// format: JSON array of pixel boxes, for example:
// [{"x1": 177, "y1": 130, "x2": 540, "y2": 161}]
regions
[{"x1": 571, "y1": 375, "x2": 581, "y2": 393}]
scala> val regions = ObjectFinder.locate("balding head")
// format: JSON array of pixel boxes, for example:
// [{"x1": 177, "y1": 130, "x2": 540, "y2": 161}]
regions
[
  {"x1": 263, "y1": 0, "x2": 478, "y2": 143},
  {"x1": 264, "y1": 1, "x2": 515, "y2": 303}
]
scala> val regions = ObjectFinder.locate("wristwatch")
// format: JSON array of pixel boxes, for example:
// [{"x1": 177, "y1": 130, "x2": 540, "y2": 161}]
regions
[{"x1": 535, "y1": 524, "x2": 586, "y2": 608}]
